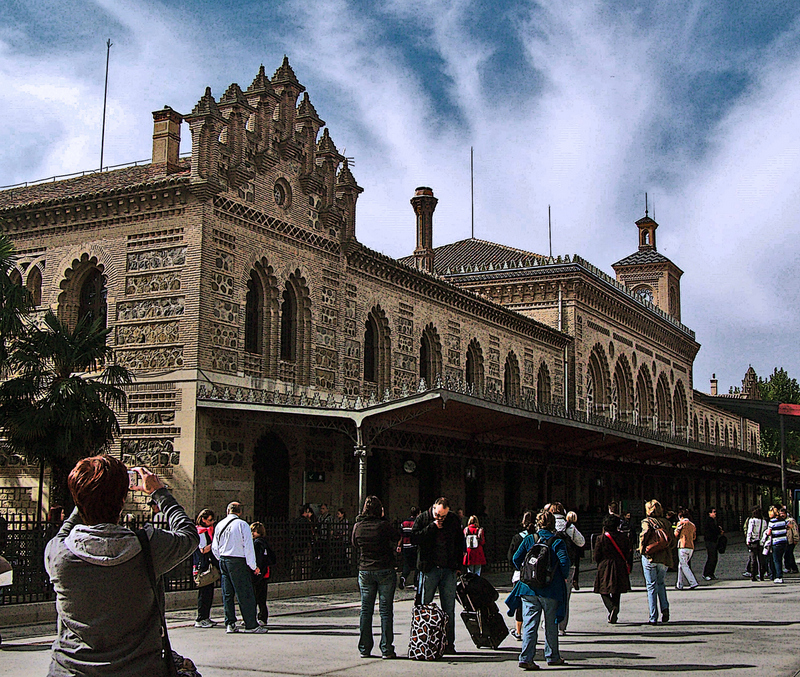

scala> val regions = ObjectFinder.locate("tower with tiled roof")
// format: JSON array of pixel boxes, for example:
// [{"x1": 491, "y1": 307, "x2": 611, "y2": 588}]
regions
[{"x1": 612, "y1": 212, "x2": 684, "y2": 321}]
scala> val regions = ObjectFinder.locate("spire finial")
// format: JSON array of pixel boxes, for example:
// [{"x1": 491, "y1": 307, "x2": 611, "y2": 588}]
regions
[{"x1": 645, "y1": 192, "x2": 649, "y2": 217}]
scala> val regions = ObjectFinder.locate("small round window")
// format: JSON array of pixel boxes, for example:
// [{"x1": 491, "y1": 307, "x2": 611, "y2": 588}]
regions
[{"x1": 273, "y1": 179, "x2": 291, "y2": 208}]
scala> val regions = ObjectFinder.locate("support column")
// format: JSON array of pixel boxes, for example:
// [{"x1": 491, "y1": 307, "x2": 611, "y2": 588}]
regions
[{"x1": 354, "y1": 426, "x2": 371, "y2": 510}]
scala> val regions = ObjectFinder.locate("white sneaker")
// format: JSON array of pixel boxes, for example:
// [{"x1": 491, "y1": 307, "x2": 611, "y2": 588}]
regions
[
  {"x1": 194, "y1": 619, "x2": 215, "y2": 628},
  {"x1": 257, "y1": 620, "x2": 268, "y2": 627},
  {"x1": 226, "y1": 624, "x2": 238, "y2": 634},
  {"x1": 774, "y1": 578, "x2": 784, "y2": 584},
  {"x1": 242, "y1": 625, "x2": 268, "y2": 634}
]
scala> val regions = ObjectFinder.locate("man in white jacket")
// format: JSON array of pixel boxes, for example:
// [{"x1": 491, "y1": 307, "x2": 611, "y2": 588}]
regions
[
  {"x1": 212, "y1": 502, "x2": 266, "y2": 634},
  {"x1": 546, "y1": 502, "x2": 585, "y2": 635}
]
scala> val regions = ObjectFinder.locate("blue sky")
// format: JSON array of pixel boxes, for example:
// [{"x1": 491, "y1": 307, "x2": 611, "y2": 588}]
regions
[{"x1": 2, "y1": 0, "x2": 800, "y2": 392}]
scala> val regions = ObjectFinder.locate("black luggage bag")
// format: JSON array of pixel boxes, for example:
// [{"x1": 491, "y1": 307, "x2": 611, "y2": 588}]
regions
[{"x1": 456, "y1": 573, "x2": 508, "y2": 650}]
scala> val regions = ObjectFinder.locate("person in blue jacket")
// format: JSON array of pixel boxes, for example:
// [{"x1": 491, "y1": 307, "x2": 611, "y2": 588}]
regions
[{"x1": 509, "y1": 509, "x2": 570, "y2": 670}]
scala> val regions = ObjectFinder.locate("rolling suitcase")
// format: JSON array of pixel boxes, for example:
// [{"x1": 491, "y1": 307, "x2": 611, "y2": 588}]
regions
[
  {"x1": 456, "y1": 573, "x2": 508, "y2": 649},
  {"x1": 408, "y1": 593, "x2": 449, "y2": 661}
]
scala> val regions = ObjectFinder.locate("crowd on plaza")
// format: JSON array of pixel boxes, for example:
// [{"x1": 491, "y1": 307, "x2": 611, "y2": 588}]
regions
[{"x1": 35, "y1": 453, "x2": 799, "y2": 676}]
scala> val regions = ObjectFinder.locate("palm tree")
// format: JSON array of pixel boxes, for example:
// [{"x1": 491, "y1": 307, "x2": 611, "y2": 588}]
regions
[
  {"x1": 0, "y1": 233, "x2": 32, "y2": 367},
  {"x1": 0, "y1": 311, "x2": 134, "y2": 510}
]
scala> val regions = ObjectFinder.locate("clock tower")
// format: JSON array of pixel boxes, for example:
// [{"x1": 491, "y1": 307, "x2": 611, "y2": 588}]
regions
[{"x1": 612, "y1": 212, "x2": 684, "y2": 321}]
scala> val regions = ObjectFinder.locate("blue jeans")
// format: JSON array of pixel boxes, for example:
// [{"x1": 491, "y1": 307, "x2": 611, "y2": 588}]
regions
[
  {"x1": 219, "y1": 556, "x2": 258, "y2": 629},
  {"x1": 520, "y1": 594, "x2": 560, "y2": 664},
  {"x1": 642, "y1": 556, "x2": 669, "y2": 622},
  {"x1": 772, "y1": 542, "x2": 788, "y2": 579},
  {"x1": 466, "y1": 564, "x2": 482, "y2": 576},
  {"x1": 418, "y1": 566, "x2": 457, "y2": 647},
  {"x1": 358, "y1": 569, "x2": 396, "y2": 656}
]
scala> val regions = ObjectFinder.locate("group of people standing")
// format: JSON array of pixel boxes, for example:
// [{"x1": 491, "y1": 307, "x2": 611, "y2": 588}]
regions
[{"x1": 744, "y1": 504, "x2": 799, "y2": 583}]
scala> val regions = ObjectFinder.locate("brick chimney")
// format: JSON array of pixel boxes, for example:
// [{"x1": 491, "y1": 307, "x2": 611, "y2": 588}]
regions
[
  {"x1": 710, "y1": 373, "x2": 718, "y2": 396},
  {"x1": 152, "y1": 106, "x2": 183, "y2": 174},
  {"x1": 411, "y1": 186, "x2": 437, "y2": 273}
]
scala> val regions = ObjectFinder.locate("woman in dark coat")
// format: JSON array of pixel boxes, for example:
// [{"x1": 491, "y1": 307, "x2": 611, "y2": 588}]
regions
[{"x1": 593, "y1": 514, "x2": 632, "y2": 623}]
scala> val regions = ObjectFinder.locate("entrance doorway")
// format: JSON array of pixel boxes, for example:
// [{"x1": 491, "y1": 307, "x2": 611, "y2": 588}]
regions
[{"x1": 253, "y1": 432, "x2": 290, "y2": 519}]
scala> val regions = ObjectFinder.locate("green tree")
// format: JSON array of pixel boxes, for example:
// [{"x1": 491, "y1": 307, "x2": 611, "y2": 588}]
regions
[
  {"x1": 758, "y1": 368, "x2": 800, "y2": 463},
  {"x1": 0, "y1": 234, "x2": 33, "y2": 366},
  {"x1": 0, "y1": 311, "x2": 134, "y2": 509}
]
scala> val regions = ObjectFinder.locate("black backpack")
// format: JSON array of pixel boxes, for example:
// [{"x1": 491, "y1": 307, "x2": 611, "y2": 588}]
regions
[
  {"x1": 520, "y1": 535, "x2": 559, "y2": 589},
  {"x1": 555, "y1": 529, "x2": 579, "y2": 564}
]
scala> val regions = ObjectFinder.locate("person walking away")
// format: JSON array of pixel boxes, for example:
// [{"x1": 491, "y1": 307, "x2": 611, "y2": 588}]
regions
[
  {"x1": 212, "y1": 502, "x2": 267, "y2": 633},
  {"x1": 398, "y1": 506, "x2": 419, "y2": 590},
  {"x1": 780, "y1": 507, "x2": 799, "y2": 574},
  {"x1": 411, "y1": 496, "x2": 465, "y2": 655},
  {"x1": 593, "y1": 514, "x2": 632, "y2": 623},
  {"x1": 548, "y1": 502, "x2": 585, "y2": 636},
  {"x1": 292, "y1": 504, "x2": 316, "y2": 580},
  {"x1": 702, "y1": 507, "x2": 723, "y2": 580},
  {"x1": 45, "y1": 456, "x2": 199, "y2": 676},
  {"x1": 250, "y1": 522, "x2": 274, "y2": 628},
  {"x1": 317, "y1": 503, "x2": 333, "y2": 576},
  {"x1": 511, "y1": 510, "x2": 570, "y2": 669},
  {"x1": 351, "y1": 495, "x2": 401, "y2": 659},
  {"x1": 463, "y1": 515, "x2": 487, "y2": 576},
  {"x1": 193, "y1": 508, "x2": 218, "y2": 627},
  {"x1": 566, "y1": 511, "x2": 582, "y2": 590},
  {"x1": 507, "y1": 511, "x2": 534, "y2": 641},
  {"x1": 639, "y1": 499, "x2": 675, "y2": 624},
  {"x1": 766, "y1": 506, "x2": 788, "y2": 583},
  {"x1": 674, "y1": 508, "x2": 699, "y2": 590},
  {"x1": 745, "y1": 507, "x2": 768, "y2": 582}
]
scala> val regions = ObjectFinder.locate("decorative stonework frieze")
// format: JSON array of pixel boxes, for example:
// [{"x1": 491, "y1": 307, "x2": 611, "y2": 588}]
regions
[
  {"x1": 393, "y1": 369, "x2": 417, "y2": 392},
  {"x1": 211, "y1": 272, "x2": 235, "y2": 295},
  {"x1": 316, "y1": 347, "x2": 338, "y2": 370},
  {"x1": 398, "y1": 335, "x2": 413, "y2": 353},
  {"x1": 344, "y1": 339, "x2": 361, "y2": 359},
  {"x1": 344, "y1": 319, "x2": 356, "y2": 338},
  {"x1": 344, "y1": 379, "x2": 360, "y2": 396},
  {"x1": 205, "y1": 440, "x2": 244, "y2": 467},
  {"x1": 524, "y1": 359, "x2": 535, "y2": 386},
  {"x1": 121, "y1": 438, "x2": 178, "y2": 467},
  {"x1": 212, "y1": 298, "x2": 239, "y2": 325},
  {"x1": 343, "y1": 358, "x2": 360, "y2": 379},
  {"x1": 394, "y1": 352, "x2": 417, "y2": 372},
  {"x1": 116, "y1": 346, "x2": 184, "y2": 370},
  {"x1": 215, "y1": 250, "x2": 234, "y2": 273},
  {"x1": 127, "y1": 246, "x2": 187, "y2": 271},
  {"x1": 321, "y1": 286, "x2": 337, "y2": 305},
  {"x1": 319, "y1": 306, "x2": 337, "y2": 325},
  {"x1": 128, "y1": 411, "x2": 176, "y2": 425},
  {"x1": 126, "y1": 271, "x2": 181, "y2": 295},
  {"x1": 447, "y1": 350, "x2": 460, "y2": 366},
  {"x1": 116, "y1": 321, "x2": 180, "y2": 346},
  {"x1": 117, "y1": 297, "x2": 185, "y2": 321},
  {"x1": 210, "y1": 347, "x2": 237, "y2": 373},
  {"x1": 210, "y1": 322, "x2": 239, "y2": 350},
  {"x1": 316, "y1": 326, "x2": 335, "y2": 347},
  {"x1": 315, "y1": 368, "x2": 335, "y2": 389}
]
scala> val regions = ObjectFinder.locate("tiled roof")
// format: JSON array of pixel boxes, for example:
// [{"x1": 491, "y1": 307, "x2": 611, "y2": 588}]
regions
[
  {"x1": 398, "y1": 238, "x2": 545, "y2": 274},
  {"x1": 0, "y1": 160, "x2": 191, "y2": 211},
  {"x1": 612, "y1": 249, "x2": 673, "y2": 267}
]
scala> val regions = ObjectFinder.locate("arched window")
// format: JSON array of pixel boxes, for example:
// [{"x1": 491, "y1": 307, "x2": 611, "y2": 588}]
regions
[
  {"x1": 245, "y1": 270, "x2": 264, "y2": 355},
  {"x1": 612, "y1": 356, "x2": 634, "y2": 422},
  {"x1": 79, "y1": 268, "x2": 106, "y2": 329},
  {"x1": 655, "y1": 374, "x2": 672, "y2": 433},
  {"x1": 673, "y1": 382, "x2": 688, "y2": 435},
  {"x1": 724, "y1": 426, "x2": 730, "y2": 447},
  {"x1": 714, "y1": 422, "x2": 720, "y2": 446},
  {"x1": 537, "y1": 362, "x2": 551, "y2": 406},
  {"x1": 465, "y1": 339, "x2": 484, "y2": 395},
  {"x1": 733, "y1": 427, "x2": 738, "y2": 449},
  {"x1": 587, "y1": 344, "x2": 611, "y2": 416},
  {"x1": 693, "y1": 414, "x2": 699, "y2": 440},
  {"x1": 9, "y1": 269, "x2": 21, "y2": 287},
  {"x1": 363, "y1": 306, "x2": 391, "y2": 394},
  {"x1": 26, "y1": 267, "x2": 42, "y2": 307},
  {"x1": 704, "y1": 417, "x2": 710, "y2": 443},
  {"x1": 636, "y1": 365, "x2": 654, "y2": 427},
  {"x1": 419, "y1": 324, "x2": 441, "y2": 386},
  {"x1": 504, "y1": 352, "x2": 520, "y2": 404},
  {"x1": 280, "y1": 282, "x2": 298, "y2": 362}
]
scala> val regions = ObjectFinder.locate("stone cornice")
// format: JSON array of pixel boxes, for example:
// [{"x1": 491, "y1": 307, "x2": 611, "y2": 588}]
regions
[{"x1": 346, "y1": 244, "x2": 571, "y2": 348}]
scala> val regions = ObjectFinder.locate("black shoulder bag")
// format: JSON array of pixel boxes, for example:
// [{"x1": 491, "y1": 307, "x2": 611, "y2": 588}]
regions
[{"x1": 136, "y1": 529, "x2": 179, "y2": 677}]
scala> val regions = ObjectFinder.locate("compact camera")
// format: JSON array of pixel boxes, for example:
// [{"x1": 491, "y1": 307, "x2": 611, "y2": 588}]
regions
[{"x1": 128, "y1": 470, "x2": 138, "y2": 488}]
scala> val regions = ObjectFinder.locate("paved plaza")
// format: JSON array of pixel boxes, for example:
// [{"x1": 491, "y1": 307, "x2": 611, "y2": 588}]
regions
[{"x1": 1, "y1": 540, "x2": 799, "y2": 676}]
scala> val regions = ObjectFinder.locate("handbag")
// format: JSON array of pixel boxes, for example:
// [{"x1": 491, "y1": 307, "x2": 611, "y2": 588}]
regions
[
  {"x1": 716, "y1": 534, "x2": 728, "y2": 554},
  {"x1": 643, "y1": 518, "x2": 671, "y2": 556},
  {"x1": 194, "y1": 562, "x2": 220, "y2": 588},
  {"x1": 604, "y1": 532, "x2": 631, "y2": 574}
]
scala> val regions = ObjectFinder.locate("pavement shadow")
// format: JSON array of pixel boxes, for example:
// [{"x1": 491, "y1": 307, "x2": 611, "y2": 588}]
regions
[{"x1": 1, "y1": 643, "x2": 51, "y2": 652}]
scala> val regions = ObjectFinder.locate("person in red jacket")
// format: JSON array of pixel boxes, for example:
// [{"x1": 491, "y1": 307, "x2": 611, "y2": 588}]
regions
[{"x1": 463, "y1": 515, "x2": 487, "y2": 576}]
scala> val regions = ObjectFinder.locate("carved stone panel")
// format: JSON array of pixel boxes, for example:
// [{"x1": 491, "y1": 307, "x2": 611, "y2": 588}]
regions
[
  {"x1": 210, "y1": 322, "x2": 239, "y2": 350},
  {"x1": 117, "y1": 322, "x2": 180, "y2": 346},
  {"x1": 210, "y1": 348, "x2": 237, "y2": 373},
  {"x1": 212, "y1": 298, "x2": 239, "y2": 325},
  {"x1": 117, "y1": 297, "x2": 185, "y2": 321},
  {"x1": 127, "y1": 246, "x2": 187, "y2": 271},
  {"x1": 126, "y1": 271, "x2": 181, "y2": 295},
  {"x1": 121, "y1": 438, "x2": 179, "y2": 467},
  {"x1": 116, "y1": 346, "x2": 184, "y2": 370}
]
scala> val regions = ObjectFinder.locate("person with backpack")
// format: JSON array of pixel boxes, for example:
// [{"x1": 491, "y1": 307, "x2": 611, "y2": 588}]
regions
[
  {"x1": 510, "y1": 510, "x2": 571, "y2": 669},
  {"x1": 547, "y1": 502, "x2": 585, "y2": 636},
  {"x1": 745, "y1": 506, "x2": 768, "y2": 582},
  {"x1": 593, "y1": 514, "x2": 631, "y2": 623},
  {"x1": 463, "y1": 515, "x2": 487, "y2": 576},
  {"x1": 780, "y1": 506, "x2": 799, "y2": 574},
  {"x1": 638, "y1": 499, "x2": 676, "y2": 624},
  {"x1": 507, "y1": 511, "x2": 535, "y2": 640},
  {"x1": 250, "y1": 522, "x2": 275, "y2": 628}
]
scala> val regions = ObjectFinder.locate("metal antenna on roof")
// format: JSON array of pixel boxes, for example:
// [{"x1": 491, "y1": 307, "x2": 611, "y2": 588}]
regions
[
  {"x1": 645, "y1": 192, "x2": 648, "y2": 217},
  {"x1": 100, "y1": 39, "x2": 113, "y2": 172},
  {"x1": 470, "y1": 146, "x2": 474, "y2": 239},
  {"x1": 548, "y1": 205, "x2": 552, "y2": 258}
]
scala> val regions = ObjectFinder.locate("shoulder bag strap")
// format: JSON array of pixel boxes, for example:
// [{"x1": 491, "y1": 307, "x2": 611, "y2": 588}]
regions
[
  {"x1": 215, "y1": 515, "x2": 239, "y2": 543},
  {"x1": 136, "y1": 529, "x2": 178, "y2": 677},
  {"x1": 604, "y1": 532, "x2": 632, "y2": 573}
]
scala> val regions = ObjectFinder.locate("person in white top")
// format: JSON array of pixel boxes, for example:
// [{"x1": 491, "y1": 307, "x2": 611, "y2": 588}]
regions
[
  {"x1": 546, "y1": 503, "x2": 586, "y2": 636},
  {"x1": 211, "y1": 502, "x2": 266, "y2": 634},
  {"x1": 745, "y1": 506, "x2": 769, "y2": 582}
]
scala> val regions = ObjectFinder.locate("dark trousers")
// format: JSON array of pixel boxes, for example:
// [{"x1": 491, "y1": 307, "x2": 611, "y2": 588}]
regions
[
  {"x1": 196, "y1": 582, "x2": 214, "y2": 621},
  {"x1": 219, "y1": 556, "x2": 258, "y2": 629},
  {"x1": 253, "y1": 576, "x2": 269, "y2": 623},
  {"x1": 703, "y1": 542, "x2": 718, "y2": 578},
  {"x1": 748, "y1": 545, "x2": 768, "y2": 581},
  {"x1": 401, "y1": 548, "x2": 417, "y2": 588},
  {"x1": 784, "y1": 543, "x2": 798, "y2": 572},
  {"x1": 601, "y1": 592, "x2": 621, "y2": 613}
]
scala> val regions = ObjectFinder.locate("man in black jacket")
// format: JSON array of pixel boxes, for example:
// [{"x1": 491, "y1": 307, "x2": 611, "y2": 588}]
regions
[
  {"x1": 411, "y1": 497, "x2": 465, "y2": 654},
  {"x1": 702, "y1": 507, "x2": 724, "y2": 580}
]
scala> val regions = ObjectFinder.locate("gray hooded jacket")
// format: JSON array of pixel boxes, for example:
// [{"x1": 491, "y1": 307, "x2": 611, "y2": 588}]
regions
[{"x1": 44, "y1": 488, "x2": 199, "y2": 677}]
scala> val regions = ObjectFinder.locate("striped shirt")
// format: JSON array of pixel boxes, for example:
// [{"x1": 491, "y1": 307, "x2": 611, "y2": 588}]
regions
[{"x1": 769, "y1": 518, "x2": 788, "y2": 545}]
